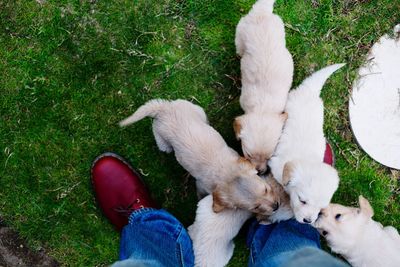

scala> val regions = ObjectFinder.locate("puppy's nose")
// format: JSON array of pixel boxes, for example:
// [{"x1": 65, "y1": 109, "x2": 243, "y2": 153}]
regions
[
  {"x1": 257, "y1": 169, "x2": 265, "y2": 176},
  {"x1": 318, "y1": 211, "x2": 324, "y2": 218},
  {"x1": 303, "y1": 218, "x2": 312, "y2": 224},
  {"x1": 273, "y1": 202, "x2": 279, "y2": 211}
]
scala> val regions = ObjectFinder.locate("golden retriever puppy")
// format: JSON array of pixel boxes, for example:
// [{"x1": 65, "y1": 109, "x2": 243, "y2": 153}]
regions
[
  {"x1": 234, "y1": 0, "x2": 293, "y2": 173},
  {"x1": 315, "y1": 196, "x2": 400, "y2": 267},
  {"x1": 268, "y1": 64, "x2": 345, "y2": 224},
  {"x1": 256, "y1": 174, "x2": 293, "y2": 224},
  {"x1": 120, "y1": 99, "x2": 278, "y2": 214}
]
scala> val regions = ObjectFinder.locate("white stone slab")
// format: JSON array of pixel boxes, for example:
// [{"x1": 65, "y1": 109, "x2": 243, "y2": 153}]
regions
[{"x1": 349, "y1": 25, "x2": 400, "y2": 169}]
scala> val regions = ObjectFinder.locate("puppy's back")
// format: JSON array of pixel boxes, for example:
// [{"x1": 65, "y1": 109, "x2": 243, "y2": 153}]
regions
[
  {"x1": 269, "y1": 64, "x2": 345, "y2": 182},
  {"x1": 235, "y1": 0, "x2": 293, "y2": 112},
  {"x1": 119, "y1": 99, "x2": 208, "y2": 127},
  {"x1": 384, "y1": 226, "x2": 400, "y2": 246},
  {"x1": 354, "y1": 223, "x2": 400, "y2": 267},
  {"x1": 188, "y1": 195, "x2": 251, "y2": 267},
  {"x1": 283, "y1": 64, "x2": 346, "y2": 149}
]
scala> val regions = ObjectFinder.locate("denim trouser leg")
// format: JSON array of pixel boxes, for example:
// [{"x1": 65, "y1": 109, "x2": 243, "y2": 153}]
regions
[
  {"x1": 112, "y1": 208, "x2": 194, "y2": 267},
  {"x1": 247, "y1": 219, "x2": 348, "y2": 267}
]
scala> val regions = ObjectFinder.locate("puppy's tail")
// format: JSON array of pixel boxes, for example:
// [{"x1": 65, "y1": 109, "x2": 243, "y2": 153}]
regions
[
  {"x1": 298, "y1": 63, "x2": 345, "y2": 96},
  {"x1": 252, "y1": 0, "x2": 276, "y2": 14},
  {"x1": 119, "y1": 99, "x2": 169, "y2": 127}
]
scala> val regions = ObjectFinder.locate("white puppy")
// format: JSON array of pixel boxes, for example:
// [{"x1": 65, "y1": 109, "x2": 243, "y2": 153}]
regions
[
  {"x1": 315, "y1": 196, "x2": 400, "y2": 267},
  {"x1": 120, "y1": 99, "x2": 279, "y2": 214},
  {"x1": 269, "y1": 64, "x2": 345, "y2": 224},
  {"x1": 189, "y1": 176, "x2": 290, "y2": 267},
  {"x1": 188, "y1": 195, "x2": 252, "y2": 267},
  {"x1": 234, "y1": 0, "x2": 294, "y2": 173}
]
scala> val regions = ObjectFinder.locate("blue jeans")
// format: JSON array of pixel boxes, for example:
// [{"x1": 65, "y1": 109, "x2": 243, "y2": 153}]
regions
[
  {"x1": 113, "y1": 208, "x2": 194, "y2": 267},
  {"x1": 246, "y1": 219, "x2": 347, "y2": 267},
  {"x1": 112, "y1": 209, "x2": 347, "y2": 267}
]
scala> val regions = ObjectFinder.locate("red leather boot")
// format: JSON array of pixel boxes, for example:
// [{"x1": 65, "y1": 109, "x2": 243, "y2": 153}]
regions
[
  {"x1": 91, "y1": 152, "x2": 158, "y2": 231},
  {"x1": 324, "y1": 142, "x2": 335, "y2": 166}
]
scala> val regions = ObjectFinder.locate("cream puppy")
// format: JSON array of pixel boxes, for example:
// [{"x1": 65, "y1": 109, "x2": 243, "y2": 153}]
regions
[
  {"x1": 189, "y1": 176, "x2": 289, "y2": 267},
  {"x1": 315, "y1": 196, "x2": 400, "y2": 267},
  {"x1": 268, "y1": 64, "x2": 345, "y2": 224},
  {"x1": 120, "y1": 99, "x2": 278, "y2": 214},
  {"x1": 234, "y1": 0, "x2": 294, "y2": 173},
  {"x1": 188, "y1": 195, "x2": 252, "y2": 267}
]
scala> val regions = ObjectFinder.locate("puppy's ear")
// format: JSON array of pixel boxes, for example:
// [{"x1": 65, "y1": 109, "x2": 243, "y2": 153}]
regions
[
  {"x1": 359, "y1": 195, "x2": 373, "y2": 218},
  {"x1": 238, "y1": 156, "x2": 251, "y2": 165},
  {"x1": 267, "y1": 176, "x2": 285, "y2": 196},
  {"x1": 212, "y1": 190, "x2": 227, "y2": 213},
  {"x1": 233, "y1": 117, "x2": 243, "y2": 140},
  {"x1": 280, "y1": 112, "x2": 288, "y2": 122},
  {"x1": 282, "y1": 161, "x2": 294, "y2": 186},
  {"x1": 237, "y1": 157, "x2": 256, "y2": 173}
]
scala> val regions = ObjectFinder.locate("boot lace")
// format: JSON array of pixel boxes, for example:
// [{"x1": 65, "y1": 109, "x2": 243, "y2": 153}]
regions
[{"x1": 113, "y1": 198, "x2": 144, "y2": 217}]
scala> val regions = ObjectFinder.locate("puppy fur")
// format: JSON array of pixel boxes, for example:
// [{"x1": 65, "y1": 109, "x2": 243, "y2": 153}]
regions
[
  {"x1": 234, "y1": 0, "x2": 294, "y2": 173},
  {"x1": 315, "y1": 196, "x2": 400, "y2": 267},
  {"x1": 189, "y1": 176, "x2": 289, "y2": 267},
  {"x1": 188, "y1": 195, "x2": 252, "y2": 267},
  {"x1": 268, "y1": 64, "x2": 345, "y2": 224},
  {"x1": 256, "y1": 174, "x2": 293, "y2": 224},
  {"x1": 120, "y1": 99, "x2": 278, "y2": 214}
]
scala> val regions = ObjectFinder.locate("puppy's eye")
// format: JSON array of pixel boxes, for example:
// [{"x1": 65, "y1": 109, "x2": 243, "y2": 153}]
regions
[
  {"x1": 335, "y1": 214, "x2": 341, "y2": 220},
  {"x1": 298, "y1": 196, "x2": 307, "y2": 205},
  {"x1": 265, "y1": 187, "x2": 269, "y2": 193},
  {"x1": 322, "y1": 230, "x2": 328, "y2": 236},
  {"x1": 252, "y1": 204, "x2": 261, "y2": 211}
]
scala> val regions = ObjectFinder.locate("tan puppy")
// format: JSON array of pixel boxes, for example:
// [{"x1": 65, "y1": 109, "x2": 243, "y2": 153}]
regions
[
  {"x1": 256, "y1": 174, "x2": 293, "y2": 224},
  {"x1": 234, "y1": 0, "x2": 293, "y2": 173},
  {"x1": 120, "y1": 99, "x2": 278, "y2": 214},
  {"x1": 315, "y1": 196, "x2": 400, "y2": 267}
]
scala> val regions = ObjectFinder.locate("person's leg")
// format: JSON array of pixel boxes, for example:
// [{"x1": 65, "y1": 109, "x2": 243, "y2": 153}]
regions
[
  {"x1": 248, "y1": 219, "x2": 315, "y2": 265},
  {"x1": 117, "y1": 208, "x2": 194, "y2": 266},
  {"x1": 92, "y1": 153, "x2": 194, "y2": 267},
  {"x1": 247, "y1": 219, "x2": 348, "y2": 267}
]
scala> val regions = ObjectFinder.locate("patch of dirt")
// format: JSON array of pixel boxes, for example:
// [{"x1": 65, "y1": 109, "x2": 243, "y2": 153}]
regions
[
  {"x1": 0, "y1": 223, "x2": 59, "y2": 267},
  {"x1": 311, "y1": 0, "x2": 320, "y2": 8},
  {"x1": 184, "y1": 21, "x2": 196, "y2": 39}
]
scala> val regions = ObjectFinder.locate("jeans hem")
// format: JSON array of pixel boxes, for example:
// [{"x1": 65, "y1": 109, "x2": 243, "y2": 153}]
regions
[{"x1": 128, "y1": 208, "x2": 157, "y2": 224}]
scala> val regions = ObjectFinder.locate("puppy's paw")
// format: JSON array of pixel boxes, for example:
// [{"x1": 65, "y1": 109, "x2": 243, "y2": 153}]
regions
[{"x1": 256, "y1": 214, "x2": 272, "y2": 225}]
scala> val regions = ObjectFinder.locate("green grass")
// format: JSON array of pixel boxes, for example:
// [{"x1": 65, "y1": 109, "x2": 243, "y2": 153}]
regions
[{"x1": 0, "y1": 0, "x2": 399, "y2": 266}]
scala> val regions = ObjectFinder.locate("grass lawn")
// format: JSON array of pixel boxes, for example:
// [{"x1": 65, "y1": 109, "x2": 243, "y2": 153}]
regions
[{"x1": 1, "y1": 0, "x2": 399, "y2": 265}]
